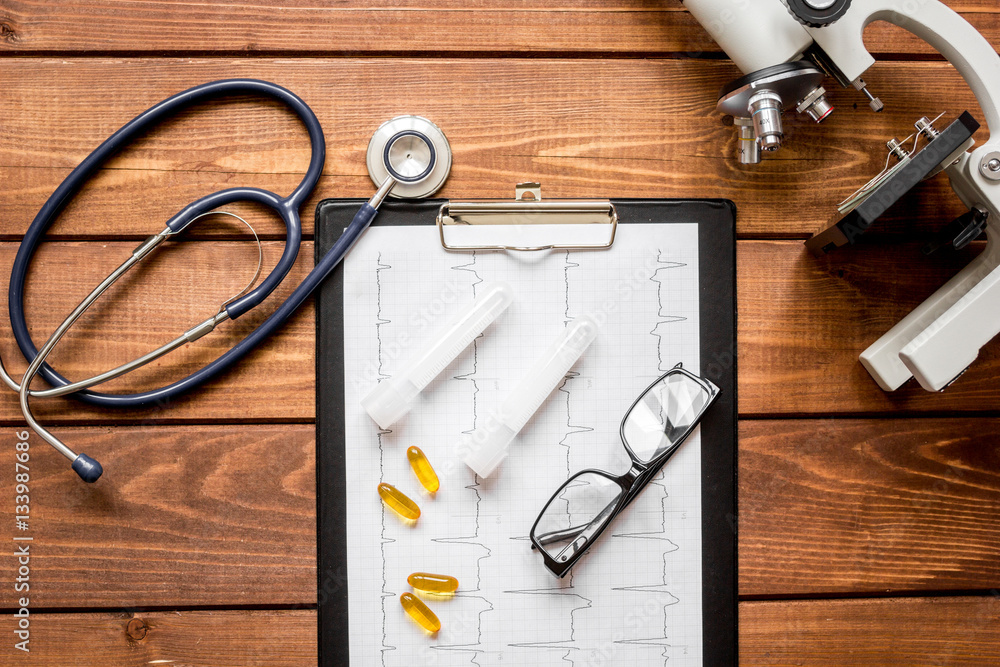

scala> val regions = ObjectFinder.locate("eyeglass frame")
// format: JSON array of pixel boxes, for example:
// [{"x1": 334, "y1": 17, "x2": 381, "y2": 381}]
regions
[{"x1": 529, "y1": 362, "x2": 721, "y2": 578}]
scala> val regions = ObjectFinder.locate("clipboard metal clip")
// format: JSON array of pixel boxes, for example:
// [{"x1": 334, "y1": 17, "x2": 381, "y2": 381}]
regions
[{"x1": 436, "y1": 183, "x2": 618, "y2": 252}]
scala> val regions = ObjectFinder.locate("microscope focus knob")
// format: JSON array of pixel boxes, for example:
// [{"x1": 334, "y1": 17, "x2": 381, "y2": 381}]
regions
[{"x1": 783, "y1": 0, "x2": 852, "y2": 28}]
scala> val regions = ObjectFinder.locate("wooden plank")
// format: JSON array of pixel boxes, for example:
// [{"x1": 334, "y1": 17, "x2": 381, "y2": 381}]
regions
[
  {"x1": 0, "y1": 58, "x2": 983, "y2": 239},
  {"x1": 2, "y1": 419, "x2": 993, "y2": 608},
  {"x1": 739, "y1": 240, "x2": 1000, "y2": 415},
  {"x1": 740, "y1": 419, "x2": 1000, "y2": 596},
  {"x1": 0, "y1": 0, "x2": 995, "y2": 56},
  {"x1": 14, "y1": 597, "x2": 1000, "y2": 665},
  {"x1": 15, "y1": 610, "x2": 316, "y2": 666},
  {"x1": 4, "y1": 238, "x2": 1000, "y2": 424},
  {"x1": 741, "y1": 596, "x2": 1000, "y2": 667},
  {"x1": 0, "y1": 425, "x2": 315, "y2": 608},
  {"x1": 0, "y1": 240, "x2": 315, "y2": 423}
]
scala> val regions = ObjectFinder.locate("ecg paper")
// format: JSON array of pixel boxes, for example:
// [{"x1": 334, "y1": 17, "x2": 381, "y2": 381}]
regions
[{"x1": 341, "y1": 222, "x2": 703, "y2": 666}]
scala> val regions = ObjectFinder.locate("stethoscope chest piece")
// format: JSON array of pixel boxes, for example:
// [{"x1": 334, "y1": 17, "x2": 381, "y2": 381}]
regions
[{"x1": 367, "y1": 115, "x2": 452, "y2": 199}]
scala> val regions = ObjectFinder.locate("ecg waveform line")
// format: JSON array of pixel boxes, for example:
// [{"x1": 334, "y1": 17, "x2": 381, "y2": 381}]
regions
[
  {"x1": 430, "y1": 594, "x2": 496, "y2": 658},
  {"x1": 379, "y1": 252, "x2": 497, "y2": 665},
  {"x1": 373, "y1": 253, "x2": 400, "y2": 665},
  {"x1": 556, "y1": 371, "x2": 595, "y2": 479},
  {"x1": 358, "y1": 236, "x2": 700, "y2": 666},
  {"x1": 612, "y1": 471, "x2": 682, "y2": 543},
  {"x1": 503, "y1": 589, "x2": 594, "y2": 654},
  {"x1": 601, "y1": 247, "x2": 694, "y2": 666},
  {"x1": 649, "y1": 252, "x2": 688, "y2": 373},
  {"x1": 501, "y1": 250, "x2": 595, "y2": 658}
]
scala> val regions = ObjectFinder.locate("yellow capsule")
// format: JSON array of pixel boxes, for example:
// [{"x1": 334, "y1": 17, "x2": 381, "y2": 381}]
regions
[
  {"x1": 377, "y1": 483, "x2": 420, "y2": 521},
  {"x1": 400, "y1": 592, "x2": 441, "y2": 634},
  {"x1": 408, "y1": 572, "x2": 459, "y2": 594},
  {"x1": 407, "y1": 446, "x2": 440, "y2": 493}
]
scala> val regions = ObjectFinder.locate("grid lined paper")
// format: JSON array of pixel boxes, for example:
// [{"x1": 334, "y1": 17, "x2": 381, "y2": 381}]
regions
[{"x1": 341, "y1": 223, "x2": 702, "y2": 666}]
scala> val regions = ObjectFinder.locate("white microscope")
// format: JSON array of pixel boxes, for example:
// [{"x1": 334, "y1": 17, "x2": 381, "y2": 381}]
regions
[{"x1": 682, "y1": 0, "x2": 1000, "y2": 392}]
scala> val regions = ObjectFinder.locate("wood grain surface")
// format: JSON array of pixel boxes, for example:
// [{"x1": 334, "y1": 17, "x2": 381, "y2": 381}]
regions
[
  {"x1": 739, "y1": 241, "x2": 1000, "y2": 416},
  {"x1": 740, "y1": 419, "x2": 1000, "y2": 596},
  {"x1": 20, "y1": 610, "x2": 318, "y2": 666},
  {"x1": 2, "y1": 239, "x2": 997, "y2": 425},
  {"x1": 15, "y1": 597, "x2": 1000, "y2": 666},
  {"x1": 741, "y1": 596, "x2": 1000, "y2": 666},
  {"x1": 0, "y1": 425, "x2": 316, "y2": 608},
  {"x1": 0, "y1": 58, "x2": 983, "y2": 239},
  {"x1": 0, "y1": 0, "x2": 996, "y2": 56},
  {"x1": 0, "y1": 241, "x2": 315, "y2": 423},
  {"x1": 2, "y1": 0, "x2": 999, "y2": 664},
  {"x1": 0, "y1": 420, "x2": 993, "y2": 610}
]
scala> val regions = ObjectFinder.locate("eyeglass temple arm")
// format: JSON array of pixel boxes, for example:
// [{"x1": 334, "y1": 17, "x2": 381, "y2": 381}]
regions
[
  {"x1": 533, "y1": 523, "x2": 592, "y2": 547},
  {"x1": 545, "y1": 500, "x2": 620, "y2": 562}
]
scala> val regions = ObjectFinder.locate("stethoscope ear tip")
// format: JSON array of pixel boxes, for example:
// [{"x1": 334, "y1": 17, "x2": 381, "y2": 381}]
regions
[{"x1": 72, "y1": 454, "x2": 103, "y2": 483}]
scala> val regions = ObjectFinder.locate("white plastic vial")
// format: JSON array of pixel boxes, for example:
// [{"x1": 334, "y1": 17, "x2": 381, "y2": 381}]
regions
[
  {"x1": 463, "y1": 315, "x2": 599, "y2": 478},
  {"x1": 362, "y1": 282, "x2": 514, "y2": 429}
]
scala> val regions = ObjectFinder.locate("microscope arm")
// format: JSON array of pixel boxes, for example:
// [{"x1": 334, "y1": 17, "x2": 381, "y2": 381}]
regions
[
  {"x1": 807, "y1": 0, "x2": 1000, "y2": 137},
  {"x1": 860, "y1": 152, "x2": 1000, "y2": 391},
  {"x1": 806, "y1": 0, "x2": 1000, "y2": 391}
]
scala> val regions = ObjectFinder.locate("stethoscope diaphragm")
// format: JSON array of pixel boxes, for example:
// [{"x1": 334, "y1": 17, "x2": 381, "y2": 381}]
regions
[{"x1": 367, "y1": 115, "x2": 452, "y2": 198}]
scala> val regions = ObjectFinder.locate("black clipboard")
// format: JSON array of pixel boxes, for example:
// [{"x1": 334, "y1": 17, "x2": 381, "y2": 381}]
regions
[{"x1": 316, "y1": 198, "x2": 737, "y2": 666}]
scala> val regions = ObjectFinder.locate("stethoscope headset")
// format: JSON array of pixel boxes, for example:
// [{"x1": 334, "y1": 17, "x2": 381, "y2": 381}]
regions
[{"x1": 3, "y1": 78, "x2": 452, "y2": 482}]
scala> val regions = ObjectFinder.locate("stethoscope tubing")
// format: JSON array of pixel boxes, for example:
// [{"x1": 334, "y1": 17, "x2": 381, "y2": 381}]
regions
[{"x1": 9, "y1": 78, "x2": 326, "y2": 409}]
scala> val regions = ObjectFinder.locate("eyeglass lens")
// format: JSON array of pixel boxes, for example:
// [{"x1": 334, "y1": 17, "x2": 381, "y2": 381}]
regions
[
  {"x1": 622, "y1": 371, "x2": 711, "y2": 464},
  {"x1": 533, "y1": 472, "x2": 623, "y2": 565}
]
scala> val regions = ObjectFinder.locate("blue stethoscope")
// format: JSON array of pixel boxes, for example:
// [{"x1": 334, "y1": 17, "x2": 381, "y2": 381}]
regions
[{"x1": 2, "y1": 79, "x2": 452, "y2": 482}]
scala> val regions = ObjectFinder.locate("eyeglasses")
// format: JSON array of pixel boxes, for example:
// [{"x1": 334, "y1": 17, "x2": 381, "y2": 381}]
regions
[{"x1": 530, "y1": 363, "x2": 720, "y2": 577}]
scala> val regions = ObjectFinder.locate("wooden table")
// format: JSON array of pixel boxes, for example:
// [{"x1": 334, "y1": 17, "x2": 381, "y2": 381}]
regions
[{"x1": 0, "y1": 1, "x2": 998, "y2": 664}]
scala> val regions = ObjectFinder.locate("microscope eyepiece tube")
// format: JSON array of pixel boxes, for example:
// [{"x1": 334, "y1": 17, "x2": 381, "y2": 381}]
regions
[
  {"x1": 681, "y1": 0, "x2": 813, "y2": 74},
  {"x1": 748, "y1": 91, "x2": 784, "y2": 151}
]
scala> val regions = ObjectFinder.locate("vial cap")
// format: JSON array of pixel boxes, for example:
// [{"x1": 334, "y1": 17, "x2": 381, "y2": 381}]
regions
[
  {"x1": 362, "y1": 380, "x2": 413, "y2": 429},
  {"x1": 462, "y1": 426, "x2": 514, "y2": 478}
]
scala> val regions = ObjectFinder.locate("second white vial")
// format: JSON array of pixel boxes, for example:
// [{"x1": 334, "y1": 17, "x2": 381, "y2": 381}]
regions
[{"x1": 462, "y1": 315, "x2": 599, "y2": 478}]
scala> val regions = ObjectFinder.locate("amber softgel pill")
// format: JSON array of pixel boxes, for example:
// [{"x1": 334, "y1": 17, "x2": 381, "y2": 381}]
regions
[
  {"x1": 377, "y1": 483, "x2": 421, "y2": 521},
  {"x1": 400, "y1": 592, "x2": 441, "y2": 633},
  {"x1": 408, "y1": 572, "x2": 459, "y2": 594},
  {"x1": 406, "y1": 446, "x2": 440, "y2": 493}
]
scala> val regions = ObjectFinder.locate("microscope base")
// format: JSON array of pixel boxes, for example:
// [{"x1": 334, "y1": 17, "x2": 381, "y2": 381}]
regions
[{"x1": 861, "y1": 243, "x2": 1000, "y2": 391}]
